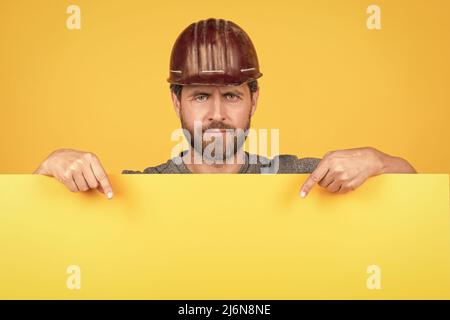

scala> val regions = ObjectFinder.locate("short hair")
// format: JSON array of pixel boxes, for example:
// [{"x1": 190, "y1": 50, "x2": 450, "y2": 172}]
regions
[{"x1": 170, "y1": 80, "x2": 259, "y2": 101}]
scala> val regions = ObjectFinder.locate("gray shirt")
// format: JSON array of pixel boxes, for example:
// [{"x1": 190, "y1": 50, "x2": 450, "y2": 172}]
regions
[{"x1": 122, "y1": 151, "x2": 321, "y2": 174}]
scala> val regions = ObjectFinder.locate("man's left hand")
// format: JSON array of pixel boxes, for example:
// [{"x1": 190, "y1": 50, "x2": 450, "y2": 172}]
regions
[{"x1": 299, "y1": 147, "x2": 416, "y2": 198}]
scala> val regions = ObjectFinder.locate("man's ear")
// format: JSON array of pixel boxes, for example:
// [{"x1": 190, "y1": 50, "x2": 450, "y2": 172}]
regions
[
  {"x1": 250, "y1": 88, "x2": 259, "y2": 116},
  {"x1": 171, "y1": 91, "x2": 181, "y2": 118}
]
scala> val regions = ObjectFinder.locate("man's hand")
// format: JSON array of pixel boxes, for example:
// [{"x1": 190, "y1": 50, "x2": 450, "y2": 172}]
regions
[
  {"x1": 300, "y1": 147, "x2": 417, "y2": 198},
  {"x1": 33, "y1": 148, "x2": 113, "y2": 199}
]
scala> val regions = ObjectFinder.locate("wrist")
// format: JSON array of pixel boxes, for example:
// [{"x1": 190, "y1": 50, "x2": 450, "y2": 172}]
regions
[
  {"x1": 365, "y1": 147, "x2": 386, "y2": 176},
  {"x1": 376, "y1": 151, "x2": 417, "y2": 174},
  {"x1": 33, "y1": 159, "x2": 51, "y2": 175},
  {"x1": 378, "y1": 153, "x2": 394, "y2": 175}
]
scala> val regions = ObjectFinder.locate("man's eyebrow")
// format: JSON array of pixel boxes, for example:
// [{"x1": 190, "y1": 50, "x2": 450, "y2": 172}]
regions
[
  {"x1": 188, "y1": 90, "x2": 212, "y2": 97},
  {"x1": 221, "y1": 89, "x2": 244, "y2": 96}
]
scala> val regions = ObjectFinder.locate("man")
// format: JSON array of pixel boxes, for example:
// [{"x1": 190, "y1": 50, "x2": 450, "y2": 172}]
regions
[{"x1": 33, "y1": 18, "x2": 416, "y2": 199}]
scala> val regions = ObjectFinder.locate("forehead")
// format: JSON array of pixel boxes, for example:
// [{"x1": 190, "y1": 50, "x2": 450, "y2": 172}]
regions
[{"x1": 182, "y1": 83, "x2": 248, "y2": 93}]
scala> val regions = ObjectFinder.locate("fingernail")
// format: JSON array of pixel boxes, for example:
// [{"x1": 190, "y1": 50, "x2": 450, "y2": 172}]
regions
[
  {"x1": 300, "y1": 191, "x2": 306, "y2": 198},
  {"x1": 107, "y1": 191, "x2": 113, "y2": 199}
]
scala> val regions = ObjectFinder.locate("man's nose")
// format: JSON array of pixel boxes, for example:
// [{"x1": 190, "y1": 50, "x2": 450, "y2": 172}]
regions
[{"x1": 208, "y1": 95, "x2": 226, "y2": 121}]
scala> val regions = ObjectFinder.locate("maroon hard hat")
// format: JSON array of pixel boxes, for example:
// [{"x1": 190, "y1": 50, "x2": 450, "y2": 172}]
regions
[{"x1": 167, "y1": 18, "x2": 263, "y2": 86}]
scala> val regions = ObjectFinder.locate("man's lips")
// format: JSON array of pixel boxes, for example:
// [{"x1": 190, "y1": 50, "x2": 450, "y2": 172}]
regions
[{"x1": 205, "y1": 129, "x2": 229, "y2": 133}]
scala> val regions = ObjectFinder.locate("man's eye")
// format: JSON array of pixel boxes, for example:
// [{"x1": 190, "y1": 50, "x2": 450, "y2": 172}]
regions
[
  {"x1": 195, "y1": 95, "x2": 208, "y2": 102},
  {"x1": 225, "y1": 93, "x2": 239, "y2": 100}
]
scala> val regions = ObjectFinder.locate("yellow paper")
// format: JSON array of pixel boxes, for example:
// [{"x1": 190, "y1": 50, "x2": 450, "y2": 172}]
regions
[
  {"x1": 0, "y1": 174, "x2": 449, "y2": 299},
  {"x1": 1, "y1": 1, "x2": 450, "y2": 174}
]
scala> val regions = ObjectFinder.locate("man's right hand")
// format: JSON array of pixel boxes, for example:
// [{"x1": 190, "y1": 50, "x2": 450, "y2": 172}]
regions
[{"x1": 33, "y1": 148, "x2": 113, "y2": 199}]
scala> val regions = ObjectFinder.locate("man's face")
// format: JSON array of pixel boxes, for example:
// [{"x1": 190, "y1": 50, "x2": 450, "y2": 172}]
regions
[{"x1": 171, "y1": 83, "x2": 258, "y2": 161}]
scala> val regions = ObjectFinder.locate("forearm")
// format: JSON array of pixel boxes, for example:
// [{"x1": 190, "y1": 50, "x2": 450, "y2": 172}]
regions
[{"x1": 377, "y1": 152, "x2": 417, "y2": 174}]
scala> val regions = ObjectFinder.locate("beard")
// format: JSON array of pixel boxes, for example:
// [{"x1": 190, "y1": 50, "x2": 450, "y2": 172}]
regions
[{"x1": 180, "y1": 115, "x2": 251, "y2": 163}]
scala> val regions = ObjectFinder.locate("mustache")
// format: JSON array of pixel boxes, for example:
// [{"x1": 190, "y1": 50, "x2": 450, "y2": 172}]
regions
[{"x1": 203, "y1": 121, "x2": 235, "y2": 131}]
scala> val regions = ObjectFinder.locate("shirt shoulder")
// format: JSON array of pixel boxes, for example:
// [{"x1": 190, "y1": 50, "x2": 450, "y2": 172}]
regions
[
  {"x1": 272, "y1": 154, "x2": 321, "y2": 174},
  {"x1": 122, "y1": 159, "x2": 183, "y2": 174}
]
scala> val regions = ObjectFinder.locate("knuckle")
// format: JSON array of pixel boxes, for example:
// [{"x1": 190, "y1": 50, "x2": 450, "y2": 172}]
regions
[
  {"x1": 333, "y1": 165, "x2": 344, "y2": 173},
  {"x1": 97, "y1": 173, "x2": 107, "y2": 182},
  {"x1": 327, "y1": 157, "x2": 337, "y2": 166},
  {"x1": 67, "y1": 161, "x2": 80, "y2": 172},
  {"x1": 62, "y1": 171, "x2": 72, "y2": 180},
  {"x1": 75, "y1": 158, "x2": 85, "y2": 166},
  {"x1": 324, "y1": 151, "x2": 334, "y2": 158},
  {"x1": 338, "y1": 173, "x2": 349, "y2": 181},
  {"x1": 89, "y1": 181, "x2": 99, "y2": 189},
  {"x1": 83, "y1": 152, "x2": 95, "y2": 161}
]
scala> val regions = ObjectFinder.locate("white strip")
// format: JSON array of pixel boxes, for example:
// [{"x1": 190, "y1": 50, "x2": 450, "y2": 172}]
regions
[
  {"x1": 241, "y1": 68, "x2": 255, "y2": 72},
  {"x1": 170, "y1": 70, "x2": 182, "y2": 73},
  {"x1": 200, "y1": 70, "x2": 225, "y2": 73}
]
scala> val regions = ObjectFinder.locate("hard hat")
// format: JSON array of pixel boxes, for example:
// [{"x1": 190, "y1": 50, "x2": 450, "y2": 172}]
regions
[{"x1": 167, "y1": 18, "x2": 263, "y2": 86}]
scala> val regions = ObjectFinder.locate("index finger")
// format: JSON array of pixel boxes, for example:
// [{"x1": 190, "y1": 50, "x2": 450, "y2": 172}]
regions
[
  {"x1": 90, "y1": 156, "x2": 114, "y2": 199},
  {"x1": 300, "y1": 159, "x2": 330, "y2": 198}
]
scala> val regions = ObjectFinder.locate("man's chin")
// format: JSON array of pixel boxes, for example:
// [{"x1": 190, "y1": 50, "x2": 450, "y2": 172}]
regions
[{"x1": 190, "y1": 143, "x2": 243, "y2": 162}]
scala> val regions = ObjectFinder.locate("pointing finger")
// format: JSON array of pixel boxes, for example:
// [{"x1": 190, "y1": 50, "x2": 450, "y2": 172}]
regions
[
  {"x1": 90, "y1": 156, "x2": 113, "y2": 199},
  {"x1": 300, "y1": 159, "x2": 330, "y2": 198}
]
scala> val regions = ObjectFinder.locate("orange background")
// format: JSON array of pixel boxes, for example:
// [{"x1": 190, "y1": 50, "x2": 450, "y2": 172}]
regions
[{"x1": 1, "y1": 0, "x2": 449, "y2": 173}]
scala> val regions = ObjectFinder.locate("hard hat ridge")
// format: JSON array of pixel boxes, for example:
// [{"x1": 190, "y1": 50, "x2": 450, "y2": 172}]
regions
[{"x1": 168, "y1": 18, "x2": 263, "y2": 86}]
